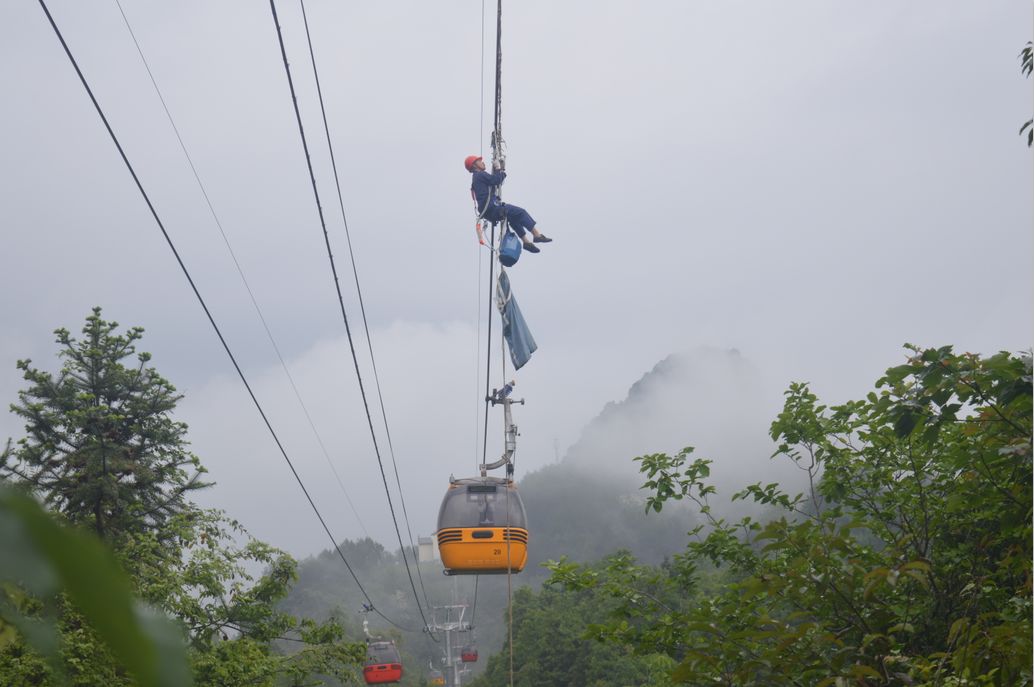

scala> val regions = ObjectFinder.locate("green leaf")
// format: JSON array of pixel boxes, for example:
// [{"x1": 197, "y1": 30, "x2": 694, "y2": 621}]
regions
[
  {"x1": 848, "y1": 664, "x2": 883, "y2": 679},
  {"x1": 893, "y1": 410, "x2": 917, "y2": 437},
  {"x1": 0, "y1": 487, "x2": 190, "y2": 687}
]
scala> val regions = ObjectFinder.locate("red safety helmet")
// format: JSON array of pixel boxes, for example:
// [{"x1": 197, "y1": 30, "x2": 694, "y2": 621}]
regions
[{"x1": 464, "y1": 155, "x2": 482, "y2": 172}]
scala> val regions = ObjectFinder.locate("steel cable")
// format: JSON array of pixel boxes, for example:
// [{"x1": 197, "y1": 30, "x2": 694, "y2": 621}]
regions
[
  {"x1": 35, "y1": 0, "x2": 413, "y2": 631},
  {"x1": 111, "y1": 0, "x2": 371, "y2": 541},
  {"x1": 296, "y1": 0, "x2": 435, "y2": 619},
  {"x1": 267, "y1": 0, "x2": 434, "y2": 638}
]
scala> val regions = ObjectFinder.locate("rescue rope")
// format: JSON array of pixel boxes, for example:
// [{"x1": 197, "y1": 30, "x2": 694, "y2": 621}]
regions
[
  {"x1": 473, "y1": 0, "x2": 488, "y2": 477},
  {"x1": 471, "y1": 1, "x2": 517, "y2": 682},
  {"x1": 480, "y1": 224, "x2": 497, "y2": 469},
  {"x1": 491, "y1": 1, "x2": 516, "y2": 684},
  {"x1": 506, "y1": 480, "x2": 514, "y2": 687},
  {"x1": 492, "y1": 0, "x2": 504, "y2": 164}
]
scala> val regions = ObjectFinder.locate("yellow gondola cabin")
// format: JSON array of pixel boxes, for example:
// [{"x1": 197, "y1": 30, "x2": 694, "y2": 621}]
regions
[{"x1": 436, "y1": 476, "x2": 528, "y2": 575}]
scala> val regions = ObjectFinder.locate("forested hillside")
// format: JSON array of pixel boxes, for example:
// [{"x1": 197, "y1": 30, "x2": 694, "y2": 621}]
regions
[{"x1": 2, "y1": 315, "x2": 1030, "y2": 687}]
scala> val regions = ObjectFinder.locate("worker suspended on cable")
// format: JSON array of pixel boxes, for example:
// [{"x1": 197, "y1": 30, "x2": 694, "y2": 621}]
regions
[{"x1": 465, "y1": 155, "x2": 551, "y2": 253}]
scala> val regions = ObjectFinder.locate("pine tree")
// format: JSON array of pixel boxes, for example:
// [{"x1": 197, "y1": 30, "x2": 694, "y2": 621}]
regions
[{"x1": 1, "y1": 307, "x2": 207, "y2": 541}]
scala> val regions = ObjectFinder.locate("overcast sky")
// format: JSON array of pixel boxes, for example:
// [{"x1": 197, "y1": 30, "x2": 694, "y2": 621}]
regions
[{"x1": 1, "y1": 1, "x2": 1030, "y2": 561}]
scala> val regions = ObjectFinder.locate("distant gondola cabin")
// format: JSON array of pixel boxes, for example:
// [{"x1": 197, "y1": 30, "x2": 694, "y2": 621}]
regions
[
  {"x1": 461, "y1": 645, "x2": 478, "y2": 663},
  {"x1": 364, "y1": 640, "x2": 402, "y2": 684},
  {"x1": 436, "y1": 476, "x2": 528, "y2": 575}
]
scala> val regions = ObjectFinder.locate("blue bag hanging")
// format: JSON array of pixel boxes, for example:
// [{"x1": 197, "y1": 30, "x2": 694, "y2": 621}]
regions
[{"x1": 498, "y1": 229, "x2": 522, "y2": 267}]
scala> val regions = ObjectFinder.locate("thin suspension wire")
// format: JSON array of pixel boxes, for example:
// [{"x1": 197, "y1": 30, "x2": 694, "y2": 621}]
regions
[
  {"x1": 506, "y1": 478, "x2": 515, "y2": 687},
  {"x1": 267, "y1": 0, "x2": 433, "y2": 638},
  {"x1": 493, "y1": 4, "x2": 516, "y2": 683},
  {"x1": 473, "y1": 0, "x2": 488, "y2": 474},
  {"x1": 472, "y1": 240, "x2": 484, "y2": 474},
  {"x1": 480, "y1": 229, "x2": 497, "y2": 467},
  {"x1": 296, "y1": 0, "x2": 433, "y2": 615},
  {"x1": 111, "y1": 0, "x2": 370, "y2": 540},
  {"x1": 33, "y1": 0, "x2": 411, "y2": 630},
  {"x1": 508, "y1": 563, "x2": 514, "y2": 687},
  {"x1": 473, "y1": 0, "x2": 486, "y2": 476},
  {"x1": 480, "y1": 0, "x2": 486, "y2": 155},
  {"x1": 473, "y1": 238, "x2": 484, "y2": 474},
  {"x1": 481, "y1": 0, "x2": 505, "y2": 468},
  {"x1": 493, "y1": 0, "x2": 504, "y2": 142},
  {"x1": 501, "y1": 267, "x2": 515, "y2": 686}
]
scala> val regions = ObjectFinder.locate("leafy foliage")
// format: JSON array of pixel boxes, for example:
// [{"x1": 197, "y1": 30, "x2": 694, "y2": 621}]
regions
[
  {"x1": 0, "y1": 484, "x2": 190, "y2": 687},
  {"x1": 466, "y1": 573, "x2": 676, "y2": 687},
  {"x1": 546, "y1": 345, "x2": 1032, "y2": 686}
]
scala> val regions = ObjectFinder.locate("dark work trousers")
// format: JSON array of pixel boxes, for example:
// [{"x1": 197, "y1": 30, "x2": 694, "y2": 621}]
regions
[{"x1": 488, "y1": 203, "x2": 536, "y2": 238}]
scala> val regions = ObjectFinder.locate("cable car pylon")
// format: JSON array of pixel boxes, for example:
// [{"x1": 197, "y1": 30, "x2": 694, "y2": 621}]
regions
[{"x1": 426, "y1": 597, "x2": 474, "y2": 686}]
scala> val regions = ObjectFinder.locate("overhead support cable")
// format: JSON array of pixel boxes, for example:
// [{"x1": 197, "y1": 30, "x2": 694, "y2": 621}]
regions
[
  {"x1": 492, "y1": 0, "x2": 504, "y2": 152},
  {"x1": 480, "y1": 0, "x2": 507, "y2": 471},
  {"x1": 111, "y1": 0, "x2": 371, "y2": 540},
  {"x1": 296, "y1": 0, "x2": 435, "y2": 616},
  {"x1": 267, "y1": 0, "x2": 433, "y2": 638},
  {"x1": 480, "y1": 237, "x2": 498, "y2": 469},
  {"x1": 489, "y1": 5, "x2": 517, "y2": 685},
  {"x1": 473, "y1": 0, "x2": 487, "y2": 476},
  {"x1": 34, "y1": 0, "x2": 409, "y2": 630}
]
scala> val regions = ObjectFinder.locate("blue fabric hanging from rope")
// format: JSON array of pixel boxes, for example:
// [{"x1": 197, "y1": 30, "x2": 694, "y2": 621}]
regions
[{"x1": 495, "y1": 270, "x2": 536, "y2": 370}]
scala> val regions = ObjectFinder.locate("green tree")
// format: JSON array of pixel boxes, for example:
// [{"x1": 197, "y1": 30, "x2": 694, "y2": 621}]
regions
[
  {"x1": 1, "y1": 307, "x2": 207, "y2": 541},
  {"x1": 1, "y1": 310, "x2": 365, "y2": 686},
  {"x1": 467, "y1": 576, "x2": 676, "y2": 687},
  {"x1": 548, "y1": 345, "x2": 1032, "y2": 686},
  {"x1": 0, "y1": 484, "x2": 190, "y2": 687}
]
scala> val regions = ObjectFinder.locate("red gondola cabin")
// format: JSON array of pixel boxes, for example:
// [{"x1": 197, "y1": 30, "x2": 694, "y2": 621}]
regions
[{"x1": 364, "y1": 640, "x2": 402, "y2": 684}]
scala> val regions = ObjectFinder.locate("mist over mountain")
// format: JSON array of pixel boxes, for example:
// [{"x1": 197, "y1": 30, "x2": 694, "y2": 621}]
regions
[
  {"x1": 562, "y1": 347, "x2": 784, "y2": 488},
  {"x1": 516, "y1": 346, "x2": 796, "y2": 573}
]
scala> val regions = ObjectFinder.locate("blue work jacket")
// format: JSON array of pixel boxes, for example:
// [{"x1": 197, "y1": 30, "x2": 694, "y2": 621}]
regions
[{"x1": 471, "y1": 169, "x2": 506, "y2": 218}]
